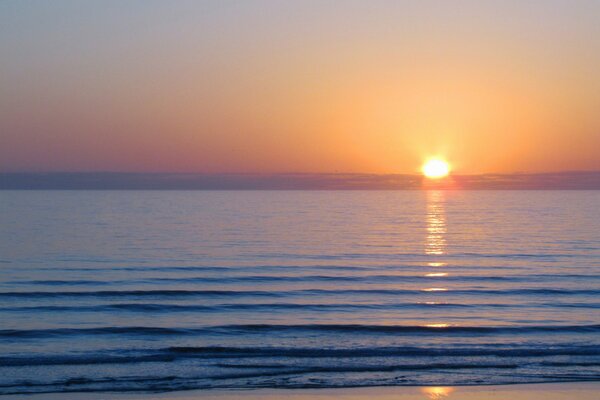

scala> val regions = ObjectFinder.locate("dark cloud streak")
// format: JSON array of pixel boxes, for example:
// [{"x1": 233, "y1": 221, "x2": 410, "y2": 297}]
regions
[{"x1": 1, "y1": 172, "x2": 599, "y2": 190}]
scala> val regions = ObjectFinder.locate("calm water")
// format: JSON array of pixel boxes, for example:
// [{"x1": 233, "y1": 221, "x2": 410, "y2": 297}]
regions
[{"x1": 0, "y1": 190, "x2": 599, "y2": 394}]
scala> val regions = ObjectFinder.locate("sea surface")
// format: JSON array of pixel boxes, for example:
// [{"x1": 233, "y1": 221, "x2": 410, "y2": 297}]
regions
[{"x1": 0, "y1": 190, "x2": 599, "y2": 395}]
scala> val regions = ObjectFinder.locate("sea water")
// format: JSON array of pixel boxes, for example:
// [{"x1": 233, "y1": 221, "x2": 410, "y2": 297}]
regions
[{"x1": 0, "y1": 190, "x2": 599, "y2": 394}]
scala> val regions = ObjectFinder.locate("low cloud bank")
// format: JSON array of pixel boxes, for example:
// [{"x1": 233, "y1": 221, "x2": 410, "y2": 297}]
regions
[{"x1": 1, "y1": 171, "x2": 599, "y2": 190}]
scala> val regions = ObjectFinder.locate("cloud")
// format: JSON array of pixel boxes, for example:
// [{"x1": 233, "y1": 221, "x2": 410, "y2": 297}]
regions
[{"x1": 1, "y1": 172, "x2": 599, "y2": 190}]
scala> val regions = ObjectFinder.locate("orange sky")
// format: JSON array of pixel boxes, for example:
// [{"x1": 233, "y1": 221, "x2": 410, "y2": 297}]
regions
[{"x1": 1, "y1": 1, "x2": 599, "y2": 174}]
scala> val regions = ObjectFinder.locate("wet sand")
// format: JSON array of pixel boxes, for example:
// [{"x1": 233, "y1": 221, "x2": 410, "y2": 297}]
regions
[{"x1": 3, "y1": 383, "x2": 599, "y2": 400}]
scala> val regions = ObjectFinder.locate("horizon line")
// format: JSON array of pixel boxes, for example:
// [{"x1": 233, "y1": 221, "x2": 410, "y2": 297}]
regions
[
  {"x1": 2, "y1": 170, "x2": 600, "y2": 175},
  {"x1": 1, "y1": 171, "x2": 599, "y2": 190}
]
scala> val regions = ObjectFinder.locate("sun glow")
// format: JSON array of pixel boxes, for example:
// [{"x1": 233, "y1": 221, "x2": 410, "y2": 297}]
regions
[
  {"x1": 428, "y1": 262, "x2": 446, "y2": 267},
  {"x1": 424, "y1": 323, "x2": 451, "y2": 328},
  {"x1": 422, "y1": 159, "x2": 450, "y2": 179},
  {"x1": 421, "y1": 386, "x2": 455, "y2": 399},
  {"x1": 422, "y1": 287, "x2": 448, "y2": 292}
]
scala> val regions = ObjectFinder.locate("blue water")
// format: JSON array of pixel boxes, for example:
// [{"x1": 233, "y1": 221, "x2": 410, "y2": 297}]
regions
[{"x1": 0, "y1": 190, "x2": 599, "y2": 394}]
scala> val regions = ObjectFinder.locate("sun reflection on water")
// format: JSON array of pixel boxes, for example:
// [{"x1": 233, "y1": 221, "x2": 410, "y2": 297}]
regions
[
  {"x1": 425, "y1": 191, "x2": 447, "y2": 256},
  {"x1": 424, "y1": 323, "x2": 450, "y2": 328},
  {"x1": 422, "y1": 191, "x2": 450, "y2": 330},
  {"x1": 421, "y1": 386, "x2": 455, "y2": 399},
  {"x1": 428, "y1": 262, "x2": 446, "y2": 267}
]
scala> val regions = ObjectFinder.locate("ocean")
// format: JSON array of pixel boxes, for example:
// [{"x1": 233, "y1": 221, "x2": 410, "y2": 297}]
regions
[{"x1": 0, "y1": 190, "x2": 599, "y2": 394}]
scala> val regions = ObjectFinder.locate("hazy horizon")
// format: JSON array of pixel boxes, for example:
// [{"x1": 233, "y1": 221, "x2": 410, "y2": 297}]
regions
[{"x1": 2, "y1": 171, "x2": 599, "y2": 190}]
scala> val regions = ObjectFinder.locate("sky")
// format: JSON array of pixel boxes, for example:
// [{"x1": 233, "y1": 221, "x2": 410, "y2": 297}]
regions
[{"x1": 1, "y1": 0, "x2": 599, "y2": 174}]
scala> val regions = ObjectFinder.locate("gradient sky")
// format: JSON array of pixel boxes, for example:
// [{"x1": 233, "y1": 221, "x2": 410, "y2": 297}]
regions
[{"x1": 1, "y1": 0, "x2": 599, "y2": 174}]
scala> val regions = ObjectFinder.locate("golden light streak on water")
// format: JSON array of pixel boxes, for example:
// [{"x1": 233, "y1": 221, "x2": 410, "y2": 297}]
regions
[
  {"x1": 423, "y1": 324, "x2": 451, "y2": 328},
  {"x1": 428, "y1": 262, "x2": 447, "y2": 267},
  {"x1": 425, "y1": 191, "x2": 447, "y2": 256},
  {"x1": 421, "y1": 386, "x2": 455, "y2": 399},
  {"x1": 422, "y1": 191, "x2": 451, "y2": 331}
]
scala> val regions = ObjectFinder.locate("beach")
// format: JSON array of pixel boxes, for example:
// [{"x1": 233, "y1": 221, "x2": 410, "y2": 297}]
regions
[{"x1": 2, "y1": 383, "x2": 599, "y2": 400}]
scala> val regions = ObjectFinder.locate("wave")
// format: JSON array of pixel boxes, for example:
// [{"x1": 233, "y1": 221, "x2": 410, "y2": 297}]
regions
[
  {"x1": 1, "y1": 356, "x2": 600, "y2": 395},
  {"x1": 1, "y1": 288, "x2": 599, "y2": 299},
  {"x1": 0, "y1": 289, "x2": 283, "y2": 298},
  {"x1": 3, "y1": 301, "x2": 600, "y2": 314},
  {"x1": 2, "y1": 344, "x2": 600, "y2": 367},
  {"x1": 14, "y1": 265, "x2": 377, "y2": 273},
  {"x1": 189, "y1": 323, "x2": 600, "y2": 334},
  {"x1": 2, "y1": 324, "x2": 599, "y2": 339},
  {"x1": 0, "y1": 302, "x2": 474, "y2": 313},
  {"x1": 8, "y1": 280, "x2": 112, "y2": 286},
  {"x1": 206, "y1": 362, "x2": 522, "y2": 381},
  {"x1": 9, "y1": 273, "x2": 600, "y2": 286},
  {"x1": 166, "y1": 344, "x2": 600, "y2": 358}
]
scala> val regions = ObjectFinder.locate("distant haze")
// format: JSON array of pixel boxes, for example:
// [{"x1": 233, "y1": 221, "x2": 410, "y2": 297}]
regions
[
  {"x1": 1, "y1": 1, "x2": 600, "y2": 174},
  {"x1": 1, "y1": 172, "x2": 599, "y2": 190}
]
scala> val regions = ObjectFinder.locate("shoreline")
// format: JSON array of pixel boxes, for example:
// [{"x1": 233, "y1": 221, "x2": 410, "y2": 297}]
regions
[{"x1": 3, "y1": 382, "x2": 600, "y2": 399}]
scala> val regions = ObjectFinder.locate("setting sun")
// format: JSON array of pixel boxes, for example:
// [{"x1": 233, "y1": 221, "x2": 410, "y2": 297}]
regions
[{"x1": 422, "y1": 159, "x2": 450, "y2": 179}]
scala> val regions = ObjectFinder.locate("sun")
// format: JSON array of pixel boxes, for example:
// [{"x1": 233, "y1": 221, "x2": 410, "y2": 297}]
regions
[{"x1": 422, "y1": 159, "x2": 450, "y2": 179}]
